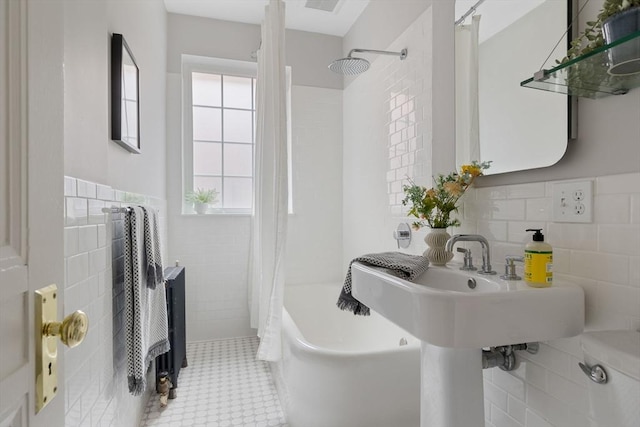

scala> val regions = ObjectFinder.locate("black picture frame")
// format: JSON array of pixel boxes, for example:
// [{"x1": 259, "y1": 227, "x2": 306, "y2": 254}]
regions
[{"x1": 111, "y1": 33, "x2": 140, "y2": 153}]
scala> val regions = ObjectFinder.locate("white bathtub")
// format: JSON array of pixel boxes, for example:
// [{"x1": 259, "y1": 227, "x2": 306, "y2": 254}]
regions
[{"x1": 271, "y1": 283, "x2": 421, "y2": 427}]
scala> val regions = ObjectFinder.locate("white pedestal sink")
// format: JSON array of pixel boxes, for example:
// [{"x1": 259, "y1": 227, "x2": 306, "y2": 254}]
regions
[{"x1": 351, "y1": 262, "x2": 585, "y2": 427}]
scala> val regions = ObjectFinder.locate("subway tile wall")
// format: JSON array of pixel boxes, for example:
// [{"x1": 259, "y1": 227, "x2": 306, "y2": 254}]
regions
[
  {"x1": 453, "y1": 173, "x2": 640, "y2": 427},
  {"x1": 63, "y1": 176, "x2": 167, "y2": 427},
  {"x1": 383, "y1": 13, "x2": 431, "y2": 218},
  {"x1": 343, "y1": 6, "x2": 436, "y2": 263}
]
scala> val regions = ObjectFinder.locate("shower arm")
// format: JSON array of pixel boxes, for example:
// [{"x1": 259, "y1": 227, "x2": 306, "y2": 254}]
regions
[{"x1": 347, "y1": 48, "x2": 408, "y2": 60}]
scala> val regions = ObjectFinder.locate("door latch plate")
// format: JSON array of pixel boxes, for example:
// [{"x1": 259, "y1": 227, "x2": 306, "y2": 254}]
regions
[{"x1": 35, "y1": 284, "x2": 59, "y2": 413}]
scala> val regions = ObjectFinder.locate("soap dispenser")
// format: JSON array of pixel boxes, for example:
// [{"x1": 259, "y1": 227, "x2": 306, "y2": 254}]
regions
[{"x1": 524, "y1": 228, "x2": 552, "y2": 288}]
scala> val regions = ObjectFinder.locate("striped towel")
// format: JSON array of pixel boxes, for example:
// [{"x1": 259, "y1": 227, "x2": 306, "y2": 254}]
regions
[
  {"x1": 124, "y1": 206, "x2": 170, "y2": 395},
  {"x1": 337, "y1": 252, "x2": 430, "y2": 316},
  {"x1": 142, "y1": 206, "x2": 164, "y2": 289}
]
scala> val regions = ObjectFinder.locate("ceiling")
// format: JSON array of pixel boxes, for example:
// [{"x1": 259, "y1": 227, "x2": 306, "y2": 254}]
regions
[{"x1": 163, "y1": 0, "x2": 371, "y2": 37}]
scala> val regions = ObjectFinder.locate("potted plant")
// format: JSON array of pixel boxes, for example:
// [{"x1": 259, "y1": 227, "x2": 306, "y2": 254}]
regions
[
  {"x1": 401, "y1": 161, "x2": 491, "y2": 265},
  {"x1": 185, "y1": 188, "x2": 218, "y2": 214},
  {"x1": 562, "y1": 0, "x2": 640, "y2": 74}
]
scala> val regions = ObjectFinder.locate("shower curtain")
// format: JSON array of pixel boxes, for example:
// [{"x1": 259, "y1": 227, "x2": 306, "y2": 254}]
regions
[
  {"x1": 249, "y1": 0, "x2": 288, "y2": 362},
  {"x1": 455, "y1": 15, "x2": 481, "y2": 167}
]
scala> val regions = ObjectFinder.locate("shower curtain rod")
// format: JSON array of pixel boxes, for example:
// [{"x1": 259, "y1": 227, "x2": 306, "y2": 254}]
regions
[{"x1": 455, "y1": 0, "x2": 486, "y2": 25}]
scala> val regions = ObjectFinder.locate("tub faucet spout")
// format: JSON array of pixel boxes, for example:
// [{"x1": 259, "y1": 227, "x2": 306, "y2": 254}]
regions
[{"x1": 445, "y1": 234, "x2": 496, "y2": 275}]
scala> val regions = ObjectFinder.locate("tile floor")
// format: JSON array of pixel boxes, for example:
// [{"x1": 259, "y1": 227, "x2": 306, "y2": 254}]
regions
[{"x1": 140, "y1": 337, "x2": 289, "y2": 427}]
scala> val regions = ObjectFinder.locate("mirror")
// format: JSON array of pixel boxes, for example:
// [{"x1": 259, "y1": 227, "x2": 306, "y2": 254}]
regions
[
  {"x1": 111, "y1": 33, "x2": 141, "y2": 153},
  {"x1": 455, "y1": 0, "x2": 570, "y2": 175}
]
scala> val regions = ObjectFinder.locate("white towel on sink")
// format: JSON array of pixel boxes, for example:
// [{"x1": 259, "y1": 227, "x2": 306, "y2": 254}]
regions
[{"x1": 337, "y1": 252, "x2": 430, "y2": 316}]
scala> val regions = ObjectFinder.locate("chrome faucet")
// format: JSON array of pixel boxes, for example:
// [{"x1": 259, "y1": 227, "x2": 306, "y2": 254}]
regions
[{"x1": 445, "y1": 234, "x2": 496, "y2": 275}]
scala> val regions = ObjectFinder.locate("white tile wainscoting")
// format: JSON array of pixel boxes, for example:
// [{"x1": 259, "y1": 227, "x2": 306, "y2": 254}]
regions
[
  {"x1": 453, "y1": 173, "x2": 640, "y2": 427},
  {"x1": 63, "y1": 176, "x2": 167, "y2": 427}
]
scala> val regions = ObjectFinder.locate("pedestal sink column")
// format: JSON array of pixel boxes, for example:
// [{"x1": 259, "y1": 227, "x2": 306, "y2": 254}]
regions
[{"x1": 420, "y1": 343, "x2": 484, "y2": 427}]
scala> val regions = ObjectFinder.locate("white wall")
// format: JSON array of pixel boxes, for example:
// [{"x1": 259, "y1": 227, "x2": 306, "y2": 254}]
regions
[
  {"x1": 343, "y1": 7, "x2": 432, "y2": 262},
  {"x1": 343, "y1": 0, "x2": 430, "y2": 74},
  {"x1": 343, "y1": 1, "x2": 640, "y2": 426},
  {"x1": 62, "y1": 1, "x2": 168, "y2": 426},
  {"x1": 167, "y1": 13, "x2": 343, "y2": 90},
  {"x1": 64, "y1": 0, "x2": 167, "y2": 199},
  {"x1": 478, "y1": 2, "x2": 640, "y2": 186},
  {"x1": 166, "y1": 14, "x2": 344, "y2": 341},
  {"x1": 286, "y1": 86, "x2": 343, "y2": 285},
  {"x1": 343, "y1": 1, "x2": 455, "y2": 264}
]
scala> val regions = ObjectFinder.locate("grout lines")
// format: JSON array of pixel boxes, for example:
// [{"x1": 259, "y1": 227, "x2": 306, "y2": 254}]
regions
[{"x1": 140, "y1": 337, "x2": 288, "y2": 427}]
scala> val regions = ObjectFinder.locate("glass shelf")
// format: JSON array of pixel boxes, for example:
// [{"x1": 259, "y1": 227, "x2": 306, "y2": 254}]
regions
[{"x1": 521, "y1": 30, "x2": 640, "y2": 99}]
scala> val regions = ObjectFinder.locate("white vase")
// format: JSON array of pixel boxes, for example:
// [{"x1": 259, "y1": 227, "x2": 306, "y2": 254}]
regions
[
  {"x1": 194, "y1": 202, "x2": 208, "y2": 214},
  {"x1": 424, "y1": 228, "x2": 454, "y2": 266}
]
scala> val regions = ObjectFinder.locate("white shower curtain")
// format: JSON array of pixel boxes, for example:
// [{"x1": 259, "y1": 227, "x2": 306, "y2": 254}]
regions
[
  {"x1": 249, "y1": 0, "x2": 288, "y2": 362},
  {"x1": 455, "y1": 15, "x2": 481, "y2": 167}
]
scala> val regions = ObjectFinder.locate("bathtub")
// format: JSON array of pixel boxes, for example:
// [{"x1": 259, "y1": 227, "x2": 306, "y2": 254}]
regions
[{"x1": 271, "y1": 282, "x2": 421, "y2": 427}]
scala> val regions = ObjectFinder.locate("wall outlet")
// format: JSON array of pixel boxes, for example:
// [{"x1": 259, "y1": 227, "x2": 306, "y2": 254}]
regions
[{"x1": 553, "y1": 180, "x2": 593, "y2": 223}]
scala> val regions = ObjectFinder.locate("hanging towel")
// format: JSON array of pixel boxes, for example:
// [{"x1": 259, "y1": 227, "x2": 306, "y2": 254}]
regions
[
  {"x1": 142, "y1": 206, "x2": 164, "y2": 289},
  {"x1": 337, "y1": 252, "x2": 430, "y2": 316},
  {"x1": 124, "y1": 206, "x2": 170, "y2": 395}
]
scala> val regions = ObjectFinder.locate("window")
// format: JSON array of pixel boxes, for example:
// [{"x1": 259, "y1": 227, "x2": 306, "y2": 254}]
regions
[{"x1": 183, "y1": 56, "x2": 292, "y2": 215}]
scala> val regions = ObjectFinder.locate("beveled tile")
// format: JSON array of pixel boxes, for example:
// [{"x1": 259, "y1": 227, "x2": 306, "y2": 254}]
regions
[
  {"x1": 593, "y1": 194, "x2": 630, "y2": 224},
  {"x1": 596, "y1": 173, "x2": 640, "y2": 195},
  {"x1": 598, "y1": 224, "x2": 640, "y2": 256},
  {"x1": 505, "y1": 183, "x2": 545, "y2": 199},
  {"x1": 77, "y1": 179, "x2": 97, "y2": 199}
]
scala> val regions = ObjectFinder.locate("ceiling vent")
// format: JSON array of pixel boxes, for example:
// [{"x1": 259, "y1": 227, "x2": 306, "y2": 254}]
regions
[{"x1": 304, "y1": 0, "x2": 340, "y2": 13}]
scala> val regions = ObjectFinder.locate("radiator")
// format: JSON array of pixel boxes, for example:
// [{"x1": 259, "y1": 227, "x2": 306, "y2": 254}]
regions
[{"x1": 156, "y1": 266, "x2": 187, "y2": 398}]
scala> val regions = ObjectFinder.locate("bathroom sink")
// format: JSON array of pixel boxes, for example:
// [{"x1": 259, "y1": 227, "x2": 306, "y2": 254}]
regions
[{"x1": 351, "y1": 262, "x2": 585, "y2": 349}]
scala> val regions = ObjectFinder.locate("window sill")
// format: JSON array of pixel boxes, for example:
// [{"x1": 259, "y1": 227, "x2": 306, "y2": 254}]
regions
[
  {"x1": 180, "y1": 211, "x2": 296, "y2": 217},
  {"x1": 181, "y1": 212, "x2": 252, "y2": 217}
]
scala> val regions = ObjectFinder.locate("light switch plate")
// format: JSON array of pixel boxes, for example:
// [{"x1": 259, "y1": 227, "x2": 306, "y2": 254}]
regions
[{"x1": 552, "y1": 180, "x2": 593, "y2": 223}]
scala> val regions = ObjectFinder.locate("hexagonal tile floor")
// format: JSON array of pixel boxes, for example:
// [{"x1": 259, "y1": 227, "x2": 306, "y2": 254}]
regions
[{"x1": 140, "y1": 337, "x2": 288, "y2": 427}]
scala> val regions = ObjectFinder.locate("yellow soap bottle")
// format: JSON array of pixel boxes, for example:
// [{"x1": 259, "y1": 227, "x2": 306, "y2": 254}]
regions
[{"x1": 524, "y1": 228, "x2": 552, "y2": 288}]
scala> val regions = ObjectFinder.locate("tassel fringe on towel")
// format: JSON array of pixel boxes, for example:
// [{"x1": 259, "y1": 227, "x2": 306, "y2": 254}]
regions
[
  {"x1": 124, "y1": 206, "x2": 170, "y2": 396},
  {"x1": 337, "y1": 252, "x2": 430, "y2": 316},
  {"x1": 142, "y1": 206, "x2": 165, "y2": 290}
]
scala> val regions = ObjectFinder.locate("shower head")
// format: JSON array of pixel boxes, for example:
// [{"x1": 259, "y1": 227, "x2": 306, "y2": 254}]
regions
[
  {"x1": 328, "y1": 56, "x2": 371, "y2": 75},
  {"x1": 328, "y1": 48, "x2": 407, "y2": 75}
]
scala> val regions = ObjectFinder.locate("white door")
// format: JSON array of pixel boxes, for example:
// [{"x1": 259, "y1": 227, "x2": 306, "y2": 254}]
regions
[{"x1": 0, "y1": 0, "x2": 65, "y2": 426}]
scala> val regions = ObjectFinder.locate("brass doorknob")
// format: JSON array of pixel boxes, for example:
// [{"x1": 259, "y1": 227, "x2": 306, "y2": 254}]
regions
[{"x1": 43, "y1": 310, "x2": 88, "y2": 348}]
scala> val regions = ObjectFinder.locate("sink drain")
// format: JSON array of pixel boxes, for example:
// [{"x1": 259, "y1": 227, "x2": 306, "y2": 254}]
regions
[{"x1": 467, "y1": 278, "x2": 477, "y2": 289}]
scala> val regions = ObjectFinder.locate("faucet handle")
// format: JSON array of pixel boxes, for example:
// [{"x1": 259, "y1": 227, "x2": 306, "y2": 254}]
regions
[
  {"x1": 457, "y1": 247, "x2": 477, "y2": 271},
  {"x1": 500, "y1": 255, "x2": 524, "y2": 280},
  {"x1": 393, "y1": 223, "x2": 412, "y2": 249}
]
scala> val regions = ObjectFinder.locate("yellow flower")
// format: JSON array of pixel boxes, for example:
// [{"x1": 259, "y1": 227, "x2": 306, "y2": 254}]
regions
[
  {"x1": 461, "y1": 164, "x2": 482, "y2": 177},
  {"x1": 402, "y1": 161, "x2": 490, "y2": 230},
  {"x1": 444, "y1": 181, "x2": 463, "y2": 196}
]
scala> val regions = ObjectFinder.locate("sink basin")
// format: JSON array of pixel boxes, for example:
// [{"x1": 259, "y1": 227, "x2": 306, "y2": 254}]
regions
[{"x1": 351, "y1": 262, "x2": 585, "y2": 349}]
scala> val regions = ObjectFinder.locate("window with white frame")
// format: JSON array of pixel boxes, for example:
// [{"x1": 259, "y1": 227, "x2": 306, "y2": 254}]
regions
[
  {"x1": 183, "y1": 59, "x2": 256, "y2": 213},
  {"x1": 183, "y1": 57, "x2": 292, "y2": 214}
]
